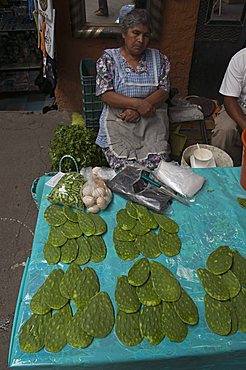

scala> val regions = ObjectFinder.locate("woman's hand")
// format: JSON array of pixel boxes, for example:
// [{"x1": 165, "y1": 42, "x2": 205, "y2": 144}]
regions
[
  {"x1": 100, "y1": 90, "x2": 167, "y2": 117},
  {"x1": 118, "y1": 109, "x2": 141, "y2": 123},
  {"x1": 135, "y1": 100, "x2": 155, "y2": 117}
]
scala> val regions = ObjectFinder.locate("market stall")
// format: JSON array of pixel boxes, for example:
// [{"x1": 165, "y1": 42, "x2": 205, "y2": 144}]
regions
[{"x1": 8, "y1": 166, "x2": 246, "y2": 370}]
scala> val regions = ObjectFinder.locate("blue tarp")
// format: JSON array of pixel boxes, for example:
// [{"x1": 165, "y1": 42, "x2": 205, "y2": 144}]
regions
[{"x1": 8, "y1": 167, "x2": 246, "y2": 369}]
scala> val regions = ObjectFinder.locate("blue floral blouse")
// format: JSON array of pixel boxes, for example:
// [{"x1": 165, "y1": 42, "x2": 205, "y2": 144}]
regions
[{"x1": 96, "y1": 48, "x2": 170, "y2": 96}]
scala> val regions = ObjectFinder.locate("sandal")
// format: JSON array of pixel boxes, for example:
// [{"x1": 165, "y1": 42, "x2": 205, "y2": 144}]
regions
[{"x1": 95, "y1": 9, "x2": 108, "y2": 16}]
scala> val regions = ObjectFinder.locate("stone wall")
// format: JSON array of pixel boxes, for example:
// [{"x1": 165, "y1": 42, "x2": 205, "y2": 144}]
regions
[{"x1": 54, "y1": 0, "x2": 200, "y2": 112}]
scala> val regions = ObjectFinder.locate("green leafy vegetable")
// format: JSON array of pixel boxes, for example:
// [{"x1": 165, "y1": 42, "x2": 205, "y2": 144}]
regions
[{"x1": 48, "y1": 124, "x2": 107, "y2": 172}]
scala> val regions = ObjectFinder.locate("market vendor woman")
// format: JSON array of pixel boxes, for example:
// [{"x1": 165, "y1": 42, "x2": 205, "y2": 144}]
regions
[{"x1": 95, "y1": 9, "x2": 171, "y2": 171}]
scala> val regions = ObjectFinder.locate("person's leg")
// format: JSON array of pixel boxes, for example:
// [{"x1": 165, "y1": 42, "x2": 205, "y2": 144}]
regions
[
  {"x1": 96, "y1": 0, "x2": 108, "y2": 16},
  {"x1": 211, "y1": 106, "x2": 242, "y2": 166}
]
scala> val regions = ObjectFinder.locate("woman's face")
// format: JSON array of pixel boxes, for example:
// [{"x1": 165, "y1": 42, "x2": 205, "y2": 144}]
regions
[{"x1": 122, "y1": 23, "x2": 151, "y2": 56}]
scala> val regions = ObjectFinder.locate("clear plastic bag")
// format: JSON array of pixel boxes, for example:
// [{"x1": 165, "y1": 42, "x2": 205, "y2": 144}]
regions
[
  {"x1": 154, "y1": 160, "x2": 205, "y2": 198},
  {"x1": 47, "y1": 172, "x2": 85, "y2": 209},
  {"x1": 107, "y1": 165, "x2": 171, "y2": 213},
  {"x1": 80, "y1": 167, "x2": 113, "y2": 213},
  {"x1": 47, "y1": 156, "x2": 86, "y2": 209},
  {"x1": 91, "y1": 166, "x2": 116, "y2": 181}
]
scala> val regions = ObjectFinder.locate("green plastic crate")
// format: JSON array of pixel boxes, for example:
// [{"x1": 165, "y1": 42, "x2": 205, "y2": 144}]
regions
[{"x1": 80, "y1": 58, "x2": 103, "y2": 128}]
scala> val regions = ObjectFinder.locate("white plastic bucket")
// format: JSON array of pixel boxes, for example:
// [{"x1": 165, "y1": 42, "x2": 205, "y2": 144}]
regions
[{"x1": 181, "y1": 144, "x2": 233, "y2": 168}]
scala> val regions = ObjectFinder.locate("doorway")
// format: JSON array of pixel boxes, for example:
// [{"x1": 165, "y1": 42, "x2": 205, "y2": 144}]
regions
[{"x1": 188, "y1": 0, "x2": 246, "y2": 104}]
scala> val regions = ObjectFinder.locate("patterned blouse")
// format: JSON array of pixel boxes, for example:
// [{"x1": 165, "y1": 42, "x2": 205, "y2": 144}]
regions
[
  {"x1": 95, "y1": 48, "x2": 170, "y2": 149},
  {"x1": 96, "y1": 49, "x2": 170, "y2": 96}
]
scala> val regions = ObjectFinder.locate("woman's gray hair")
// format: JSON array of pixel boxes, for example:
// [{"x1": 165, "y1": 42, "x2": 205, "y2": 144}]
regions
[{"x1": 120, "y1": 9, "x2": 152, "y2": 34}]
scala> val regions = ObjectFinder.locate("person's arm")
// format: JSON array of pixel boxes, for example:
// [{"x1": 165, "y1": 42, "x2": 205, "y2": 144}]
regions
[
  {"x1": 118, "y1": 108, "x2": 141, "y2": 123},
  {"x1": 96, "y1": 52, "x2": 152, "y2": 115},
  {"x1": 100, "y1": 91, "x2": 141, "y2": 110},
  {"x1": 101, "y1": 87, "x2": 168, "y2": 119},
  {"x1": 100, "y1": 90, "x2": 154, "y2": 116},
  {"x1": 97, "y1": 49, "x2": 170, "y2": 118},
  {"x1": 114, "y1": 88, "x2": 168, "y2": 120},
  {"x1": 101, "y1": 50, "x2": 170, "y2": 117},
  {"x1": 224, "y1": 96, "x2": 246, "y2": 130},
  {"x1": 144, "y1": 89, "x2": 169, "y2": 108},
  {"x1": 141, "y1": 50, "x2": 170, "y2": 112},
  {"x1": 219, "y1": 50, "x2": 246, "y2": 130}
]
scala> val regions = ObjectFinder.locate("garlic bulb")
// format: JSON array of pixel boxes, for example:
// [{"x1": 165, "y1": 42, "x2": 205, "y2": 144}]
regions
[
  {"x1": 82, "y1": 185, "x2": 93, "y2": 196},
  {"x1": 92, "y1": 167, "x2": 101, "y2": 176},
  {"x1": 92, "y1": 187, "x2": 105, "y2": 198},
  {"x1": 104, "y1": 195, "x2": 112, "y2": 206},
  {"x1": 82, "y1": 195, "x2": 95, "y2": 207},
  {"x1": 87, "y1": 204, "x2": 100, "y2": 213},
  {"x1": 94, "y1": 179, "x2": 105, "y2": 188},
  {"x1": 96, "y1": 196, "x2": 107, "y2": 210},
  {"x1": 105, "y1": 187, "x2": 112, "y2": 199}
]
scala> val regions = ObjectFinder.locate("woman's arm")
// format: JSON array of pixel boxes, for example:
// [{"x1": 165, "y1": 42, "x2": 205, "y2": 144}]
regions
[
  {"x1": 97, "y1": 49, "x2": 169, "y2": 117},
  {"x1": 96, "y1": 52, "x2": 152, "y2": 114},
  {"x1": 101, "y1": 90, "x2": 169, "y2": 120},
  {"x1": 224, "y1": 96, "x2": 246, "y2": 130},
  {"x1": 100, "y1": 90, "x2": 155, "y2": 116},
  {"x1": 101, "y1": 88, "x2": 168, "y2": 117},
  {"x1": 100, "y1": 90, "x2": 141, "y2": 110},
  {"x1": 137, "y1": 50, "x2": 170, "y2": 115},
  {"x1": 144, "y1": 89, "x2": 169, "y2": 108}
]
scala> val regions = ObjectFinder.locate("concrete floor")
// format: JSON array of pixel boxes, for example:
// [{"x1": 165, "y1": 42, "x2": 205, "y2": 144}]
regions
[{"x1": 0, "y1": 110, "x2": 72, "y2": 370}]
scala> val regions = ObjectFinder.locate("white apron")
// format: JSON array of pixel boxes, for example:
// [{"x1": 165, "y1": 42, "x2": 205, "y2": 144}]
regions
[{"x1": 104, "y1": 48, "x2": 170, "y2": 160}]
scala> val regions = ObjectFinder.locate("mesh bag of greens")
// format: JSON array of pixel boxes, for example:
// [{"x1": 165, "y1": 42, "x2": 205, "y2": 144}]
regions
[
  {"x1": 47, "y1": 172, "x2": 86, "y2": 209},
  {"x1": 47, "y1": 156, "x2": 86, "y2": 209}
]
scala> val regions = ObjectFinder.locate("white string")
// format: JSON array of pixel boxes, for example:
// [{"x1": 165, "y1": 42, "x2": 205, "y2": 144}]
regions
[
  {"x1": 0, "y1": 217, "x2": 34, "y2": 236},
  {"x1": 11, "y1": 262, "x2": 26, "y2": 270}
]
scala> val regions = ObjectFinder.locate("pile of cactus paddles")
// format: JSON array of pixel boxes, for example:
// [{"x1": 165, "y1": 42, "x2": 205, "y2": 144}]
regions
[
  {"x1": 43, "y1": 205, "x2": 107, "y2": 265},
  {"x1": 18, "y1": 199, "x2": 246, "y2": 353},
  {"x1": 115, "y1": 258, "x2": 198, "y2": 346},
  {"x1": 198, "y1": 246, "x2": 246, "y2": 336},
  {"x1": 113, "y1": 202, "x2": 181, "y2": 260},
  {"x1": 19, "y1": 265, "x2": 114, "y2": 352}
]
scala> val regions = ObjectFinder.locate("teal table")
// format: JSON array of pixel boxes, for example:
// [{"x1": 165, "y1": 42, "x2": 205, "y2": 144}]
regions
[{"x1": 8, "y1": 167, "x2": 246, "y2": 370}]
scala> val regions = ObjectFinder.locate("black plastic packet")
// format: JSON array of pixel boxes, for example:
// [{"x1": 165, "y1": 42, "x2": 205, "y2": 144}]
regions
[
  {"x1": 107, "y1": 165, "x2": 171, "y2": 213},
  {"x1": 35, "y1": 52, "x2": 58, "y2": 113},
  {"x1": 35, "y1": 54, "x2": 56, "y2": 95}
]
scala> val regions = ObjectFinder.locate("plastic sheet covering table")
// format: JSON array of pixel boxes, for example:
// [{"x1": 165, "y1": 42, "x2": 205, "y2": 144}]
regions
[{"x1": 8, "y1": 167, "x2": 246, "y2": 370}]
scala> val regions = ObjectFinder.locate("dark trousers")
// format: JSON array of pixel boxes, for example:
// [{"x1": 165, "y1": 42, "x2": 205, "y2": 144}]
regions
[{"x1": 98, "y1": 0, "x2": 108, "y2": 15}]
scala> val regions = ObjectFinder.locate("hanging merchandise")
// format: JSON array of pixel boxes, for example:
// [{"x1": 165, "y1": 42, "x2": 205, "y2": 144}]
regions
[
  {"x1": 28, "y1": 0, "x2": 35, "y2": 20},
  {"x1": 32, "y1": 10, "x2": 40, "y2": 48},
  {"x1": 34, "y1": 0, "x2": 57, "y2": 112},
  {"x1": 37, "y1": 0, "x2": 53, "y2": 22},
  {"x1": 45, "y1": 9, "x2": 55, "y2": 59},
  {"x1": 34, "y1": 20, "x2": 56, "y2": 99},
  {"x1": 34, "y1": 48, "x2": 57, "y2": 97},
  {"x1": 37, "y1": 11, "x2": 44, "y2": 48},
  {"x1": 37, "y1": 2, "x2": 55, "y2": 59}
]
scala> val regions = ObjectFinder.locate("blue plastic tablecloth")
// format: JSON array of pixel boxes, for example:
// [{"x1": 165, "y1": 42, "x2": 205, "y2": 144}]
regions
[{"x1": 8, "y1": 167, "x2": 246, "y2": 370}]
